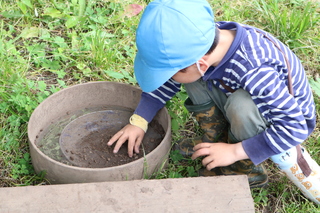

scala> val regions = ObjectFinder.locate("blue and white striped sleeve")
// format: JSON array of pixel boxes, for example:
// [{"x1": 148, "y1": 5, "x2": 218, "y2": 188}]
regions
[
  {"x1": 134, "y1": 79, "x2": 181, "y2": 122},
  {"x1": 241, "y1": 66, "x2": 309, "y2": 165}
]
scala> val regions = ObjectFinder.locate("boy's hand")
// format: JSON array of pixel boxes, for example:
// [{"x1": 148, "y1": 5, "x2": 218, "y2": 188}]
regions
[
  {"x1": 191, "y1": 142, "x2": 249, "y2": 170},
  {"x1": 107, "y1": 124, "x2": 145, "y2": 157}
]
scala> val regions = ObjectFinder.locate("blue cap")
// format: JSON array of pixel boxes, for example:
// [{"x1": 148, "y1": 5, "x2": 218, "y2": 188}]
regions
[{"x1": 134, "y1": 0, "x2": 216, "y2": 92}]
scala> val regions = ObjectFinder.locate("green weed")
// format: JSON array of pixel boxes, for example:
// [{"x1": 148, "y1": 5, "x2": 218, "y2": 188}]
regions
[
  {"x1": 252, "y1": 0, "x2": 319, "y2": 49},
  {"x1": 154, "y1": 150, "x2": 202, "y2": 179}
]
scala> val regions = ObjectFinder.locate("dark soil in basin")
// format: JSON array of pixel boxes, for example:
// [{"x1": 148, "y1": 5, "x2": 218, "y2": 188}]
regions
[{"x1": 62, "y1": 119, "x2": 165, "y2": 168}]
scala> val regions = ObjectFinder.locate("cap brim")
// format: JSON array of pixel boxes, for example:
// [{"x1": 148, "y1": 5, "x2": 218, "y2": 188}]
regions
[{"x1": 134, "y1": 52, "x2": 180, "y2": 92}]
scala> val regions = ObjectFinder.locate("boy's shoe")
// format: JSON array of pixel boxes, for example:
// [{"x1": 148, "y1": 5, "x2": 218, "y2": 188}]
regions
[
  {"x1": 199, "y1": 160, "x2": 268, "y2": 188},
  {"x1": 175, "y1": 136, "x2": 206, "y2": 158},
  {"x1": 174, "y1": 98, "x2": 268, "y2": 188},
  {"x1": 270, "y1": 146, "x2": 320, "y2": 205},
  {"x1": 174, "y1": 98, "x2": 228, "y2": 157}
]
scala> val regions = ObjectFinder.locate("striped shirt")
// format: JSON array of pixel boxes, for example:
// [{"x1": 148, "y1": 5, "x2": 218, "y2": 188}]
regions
[{"x1": 134, "y1": 21, "x2": 316, "y2": 165}]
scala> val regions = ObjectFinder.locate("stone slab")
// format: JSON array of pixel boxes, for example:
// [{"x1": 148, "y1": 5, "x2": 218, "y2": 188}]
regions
[{"x1": 0, "y1": 175, "x2": 254, "y2": 213}]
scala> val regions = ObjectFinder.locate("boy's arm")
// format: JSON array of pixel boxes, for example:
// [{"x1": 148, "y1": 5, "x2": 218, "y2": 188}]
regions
[
  {"x1": 133, "y1": 78, "x2": 181, "y2": 123},
  {"x1": 241, "y1": 66, "x2": 315, "y2": 165},
  {"x1": 108, "y1": 79, "x2": 181, "y2": 157},
  {"x1": 192, "y1": 66, "x2": 315, "y2": 168}
]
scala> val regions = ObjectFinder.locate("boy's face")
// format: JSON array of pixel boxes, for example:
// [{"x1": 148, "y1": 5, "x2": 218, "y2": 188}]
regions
[{"x1": 172, "y1": 63, "x2": 203, "y2": 84}]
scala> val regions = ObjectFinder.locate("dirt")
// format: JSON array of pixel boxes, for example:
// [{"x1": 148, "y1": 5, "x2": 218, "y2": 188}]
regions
[{"x1": 62, "y1": 119, "x2": 165, "y2": 168}]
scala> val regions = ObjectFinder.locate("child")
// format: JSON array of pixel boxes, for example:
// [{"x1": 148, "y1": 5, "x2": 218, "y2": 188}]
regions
[{"x1": 107, "y1": 0, "x2": 320, "y2": 204}]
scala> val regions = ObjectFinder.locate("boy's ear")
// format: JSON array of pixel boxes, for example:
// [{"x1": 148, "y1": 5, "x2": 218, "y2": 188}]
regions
[{"x1": 198, "y1": 57, "x2": 210, "y2": 73}]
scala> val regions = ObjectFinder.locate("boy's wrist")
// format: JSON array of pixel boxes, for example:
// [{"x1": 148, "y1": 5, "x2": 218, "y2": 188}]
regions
[
  {"x1": 234, "y1": 142, "x2": 249, "y2": 161},
  {"x1": 129, "y1": 114, "x2": 148, "y2": 133}
]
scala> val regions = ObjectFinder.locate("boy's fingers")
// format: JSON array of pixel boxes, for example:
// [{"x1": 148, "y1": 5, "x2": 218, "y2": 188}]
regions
[
  {"x1": 191, "y1": 148, "x2": 210, "y2": 160},
  {"x1": 202, "y1": 155, "x2": 214, "y2": 166},
  {"x1": 134, "y1": 137, "x2": 142, "y2": 154},
  {"x1": 193, "y1": 142, "x2": 211, "y2": 151},
  {"x1": 127, "y1": 137, "x2": 135, "y2": 157},
  {"x1": 107, "y1": 131, "x2": 124, "y2": 146},
  {"x1": 113, "y1": 136, "x2": 127, "y2": 154},
  {"x1": 206, "y1": 161, "x2": 217, "y2": 171},
  {"x1": 128, "y1": 136, "x2": 143, "y2": 157}
]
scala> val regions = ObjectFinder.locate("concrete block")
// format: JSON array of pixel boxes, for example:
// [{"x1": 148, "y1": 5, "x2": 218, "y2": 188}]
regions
[{"x1": 0, "y1": 175, "x2": 254, "y2": 213}]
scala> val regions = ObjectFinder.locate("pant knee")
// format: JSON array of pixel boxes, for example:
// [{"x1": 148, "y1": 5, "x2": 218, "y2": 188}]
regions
[{"x1": 225, "y1": 89, "x2": 268, "y2": 141}]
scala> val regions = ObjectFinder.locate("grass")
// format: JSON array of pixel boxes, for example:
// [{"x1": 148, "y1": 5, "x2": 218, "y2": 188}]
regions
[{"x1": 0, "y1": 0, "x2": 319, "y2": 211}]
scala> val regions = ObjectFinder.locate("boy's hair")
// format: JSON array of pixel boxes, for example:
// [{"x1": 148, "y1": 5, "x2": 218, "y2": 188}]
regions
[{"x1": 206, "y1": 27, "x2": 220, "y2": 55}]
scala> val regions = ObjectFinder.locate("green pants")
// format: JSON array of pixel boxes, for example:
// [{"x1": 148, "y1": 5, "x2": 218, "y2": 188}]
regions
[{"x1": 184, "y1": 79, "x2": 270, "y2": 143}]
